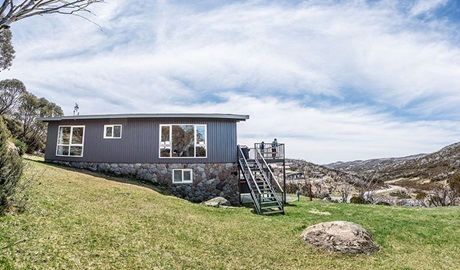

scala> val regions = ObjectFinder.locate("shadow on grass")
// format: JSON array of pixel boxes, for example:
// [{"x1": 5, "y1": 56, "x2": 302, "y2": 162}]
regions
[
  {"x1": 284, "y1": 202, "x2": 300, "y2": 208},
  {"x1": 23, "y1": 157, "x2": 173, "y2": 196}
]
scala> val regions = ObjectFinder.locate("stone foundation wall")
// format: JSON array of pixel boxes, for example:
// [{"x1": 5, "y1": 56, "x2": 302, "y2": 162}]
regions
[{"x1": 48, "y1": 160, "x2": 240, "y2": 205}]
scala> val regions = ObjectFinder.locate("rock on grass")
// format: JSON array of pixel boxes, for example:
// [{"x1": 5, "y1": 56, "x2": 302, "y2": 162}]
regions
[{"x1": 300, "y1": 221, "x2": 379, "y2": 254}]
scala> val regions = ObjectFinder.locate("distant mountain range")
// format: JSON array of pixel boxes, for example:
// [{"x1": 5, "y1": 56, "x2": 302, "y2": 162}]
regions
[
  {"x1": 287, "y1": 159, "x2": 360, "y2": 183},
  {"x1": 324, "y1": 142, "x2": 460, "y2": 182}
]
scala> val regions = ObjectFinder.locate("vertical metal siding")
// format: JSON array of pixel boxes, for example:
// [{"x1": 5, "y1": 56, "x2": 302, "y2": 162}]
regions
[
  {"x1": 44, "y1": 117, "x2": 239, "y2": 163},
  {"x1": 44, "y1": 122, "x2": 58, "y2": 160}
]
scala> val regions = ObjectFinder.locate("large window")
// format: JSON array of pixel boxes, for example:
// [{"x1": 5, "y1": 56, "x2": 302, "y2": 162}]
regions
[
  {"x1": 104, "y1": 124, "x2": 122, "y2": 139},
  {"x1": 160, "y1": 124, "x2": 207, "y2": 158},
  {"x1": 172, "y1": 169, "x2": 193, "y2": 184},
  {"x1": 56, "y1": 126, "x2": 85, "y2": 157}
]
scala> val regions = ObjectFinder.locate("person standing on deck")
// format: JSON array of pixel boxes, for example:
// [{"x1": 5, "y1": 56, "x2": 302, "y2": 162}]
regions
[
  {"x1": 260, "y1": 141, "x2": 265, "y2": 157},
  {"x1": 272, "y1": 138, "x2": 278, "y2": 158}
]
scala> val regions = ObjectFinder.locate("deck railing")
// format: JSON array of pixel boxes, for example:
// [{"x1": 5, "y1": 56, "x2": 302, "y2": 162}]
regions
[{"x1": 254, "y1": 142, "x2": 285, "y2": 160}]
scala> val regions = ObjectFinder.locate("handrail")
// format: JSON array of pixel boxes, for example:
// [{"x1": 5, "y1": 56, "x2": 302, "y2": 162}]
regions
[
  {"x1": 255, "y1": 148, "x2": 284, "y2": 208},
  {"x1": 238, "y1": 147, "x2": 262, "y2": 195},
  {"x1": 237, "y1": 146, "x2": 262, "y2": 213},
  {"x1": 254, "y1": 147, "x2": 284, "y2": 193},
  {"x1": 254, "y1": 142, "x2": 285, "y2": 159}
]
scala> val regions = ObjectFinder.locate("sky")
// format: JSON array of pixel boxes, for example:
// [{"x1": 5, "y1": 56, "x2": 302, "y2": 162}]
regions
[{"x1": 2, "y1": 0, "x2": 460, "y2": 164}]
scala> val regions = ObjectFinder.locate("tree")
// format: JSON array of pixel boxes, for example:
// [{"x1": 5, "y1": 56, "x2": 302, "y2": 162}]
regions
[
  {"x1": 357, "y1": 175, "x2": 381, "y2": 204},
  {"x1": 0, "y1": 0, "x2": 104, "y2": 30},
  {"x1": 29, "y1": 97, "x2": 63, "y2": 151},
  {"x1": 0, "y1": 78, "x2": 26, "y2": 114},
  {"x1": 0, "y1": 115, "x2": 23, "y2": 215},
  {"x1": 338, "y1": 182, "x2": 352, "y2": 203},
  {"x1": 425, "y1": 175, "x2": 460, "y2": 207},
  {"x1": 0, "y1": 28, "x2": 14, "y2": 70},
  {"x1": 15, "y1": 92, "x2": 38, "y2": 139},
  {"x1": 1, "y1": 77, "x2": 63, "y2": 153},
  {"x1": 14, "y1": 92, "x2": 63, "y2": 153},
  {"x1": 0, "y1": 1, "x2": 103, "y2": 71}
]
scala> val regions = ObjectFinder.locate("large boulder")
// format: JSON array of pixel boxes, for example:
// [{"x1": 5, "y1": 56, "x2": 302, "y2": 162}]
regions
[
  {"x1": 300, "y1": 221, "x2": 379, "y2": 254},
  {"x1": 202, "y1": 197, "x2": 230, "y2": 207}
]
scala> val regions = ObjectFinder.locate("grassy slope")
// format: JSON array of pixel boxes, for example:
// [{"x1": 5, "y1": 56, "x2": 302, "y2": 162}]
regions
[{"x1": 1, "y1": 159, "x2": 459, "y2": 270}]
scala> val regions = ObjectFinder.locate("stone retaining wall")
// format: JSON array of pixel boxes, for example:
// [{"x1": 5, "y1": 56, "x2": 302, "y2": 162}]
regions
[{"x1": 48, "y1": 160, "x2": 240, "y2": 205}]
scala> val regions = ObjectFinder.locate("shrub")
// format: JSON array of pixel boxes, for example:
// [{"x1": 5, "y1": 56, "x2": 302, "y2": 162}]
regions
[
  {"x1": 14, "y1": 140, "x2": 27, "y2": 156},
  {"x1": 285, "y1": 182, "x2": 299, "y2": 194},
  {"x1": 314, "y1": 193, "x2": 330, "y2": 199},
  {"x1": 390, "y1": 190, "x2": 411, "y2": 199},
  {"x1": 416, "y1": 192, "x2": 427, "y2": 200},
  {"x1": 376, "y1": 201, "x2": 391, "y2": 206},
  {"x1": 350, "y1": 196, "x2": 366, "y2": 204},
  {"x1": 0, "y1": 116, "x2": 24, "y2": 215},
  {"x1": 449, "y1": 174, "x2": 460, "y2": 194}
]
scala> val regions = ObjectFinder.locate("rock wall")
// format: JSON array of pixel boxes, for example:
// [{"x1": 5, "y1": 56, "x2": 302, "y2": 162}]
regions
[{"x1": 47, "y1": 160, "x2": 240, "y2": 205}]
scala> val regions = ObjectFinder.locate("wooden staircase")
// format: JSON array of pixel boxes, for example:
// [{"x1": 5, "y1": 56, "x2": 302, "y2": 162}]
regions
[{"x1": 238, "y1": 145, "x2": 284, "y2": 215}]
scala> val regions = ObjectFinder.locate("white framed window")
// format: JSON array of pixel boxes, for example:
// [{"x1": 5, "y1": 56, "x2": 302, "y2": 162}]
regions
[
  {"x1": 160, "y1": 124, "x2": 207, "y2": 158},
  {"x1": 104, "y1": 124, "x2": 122, "y2": 139},
  {"x1": 172, "y1": 169, "x2": 193, "y2": 184},
  {"x1": 56, "y1": 125, "x2": 85, "y2": 157}
]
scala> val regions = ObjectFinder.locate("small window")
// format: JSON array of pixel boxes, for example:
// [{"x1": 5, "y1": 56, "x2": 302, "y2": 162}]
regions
[
  {"x1": 104, "y1": 125, "x2": 122, "y2": 139},
  {"x1": 172, "y1": 169, "x2": 193, "y2": 184}
]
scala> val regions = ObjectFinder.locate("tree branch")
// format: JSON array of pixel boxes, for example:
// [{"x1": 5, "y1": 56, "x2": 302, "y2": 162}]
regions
[{"x1": 0, "y1": 0, "x2": 104, "y2": 30}]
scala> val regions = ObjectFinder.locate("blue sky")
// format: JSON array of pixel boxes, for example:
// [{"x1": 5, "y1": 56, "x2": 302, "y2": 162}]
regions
[{"x1": 2, "y1": 0, "x2": 460, "y2": 164}]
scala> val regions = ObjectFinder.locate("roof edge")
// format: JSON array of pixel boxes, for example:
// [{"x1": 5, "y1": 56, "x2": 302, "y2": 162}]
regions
[{"x1": 37, "y1": 113, "x2": 250, "y2": 122}]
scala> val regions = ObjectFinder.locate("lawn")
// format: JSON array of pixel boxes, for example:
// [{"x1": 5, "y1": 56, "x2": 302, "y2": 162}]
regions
[{"x1": 1, "y1": 158, "x2": 459, "y2": 269}]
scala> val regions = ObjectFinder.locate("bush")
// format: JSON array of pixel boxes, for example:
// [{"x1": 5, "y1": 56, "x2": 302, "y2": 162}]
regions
[
  {"x1": 285, "y1": 182, "x2": 299, "y2": 194},
  {"x1": 390, "y1": 190, "x2": 411, "y2": 199},
  {"x1": 314, "y1": 193, "x2": 330, "y2": 199},
  {"x1": 376, "y1": 201, "x2": 391, "y2": 206},
  {"x1": 0, "y1": 116, "x2": 24, "y2": 215},
  {"x1": 14, "y1": 140, "x2": 27, "y2": 156},
  {"x1": 350, "y1": 196, "x2": 366, "y2": 204},
  {"x1": 416, "y1": 192, "x2": 427, "y2": 200},
  {"x1": 449, "y1": 174, "x2": 460, "y2": 194}
]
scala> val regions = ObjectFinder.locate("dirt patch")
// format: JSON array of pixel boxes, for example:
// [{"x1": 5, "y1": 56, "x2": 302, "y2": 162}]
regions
[
  {"x1": 385, "y1": 177, "x2": 438, "y2": 191},
  {"x1": 309, "y1": 209, "x2": 331, "y2": 215}
]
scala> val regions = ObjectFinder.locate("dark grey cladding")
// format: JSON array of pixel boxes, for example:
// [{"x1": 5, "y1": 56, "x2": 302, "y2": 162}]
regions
[{"x1": 42, "y1": 115, "x2": 246, "y2": 164}]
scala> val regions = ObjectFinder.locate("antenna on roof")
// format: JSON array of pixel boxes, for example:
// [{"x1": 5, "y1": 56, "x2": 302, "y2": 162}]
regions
[{"x1": 73, "y1": 103, "x2": 79, "y2": 116}]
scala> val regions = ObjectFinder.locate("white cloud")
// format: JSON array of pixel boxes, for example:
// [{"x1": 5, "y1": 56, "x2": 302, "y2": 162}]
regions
[
  {"x1": 2, "y1": 0, "x2": 460, "y2": 163},
  {"x1": 410, "y1": 0, "x2": 448, "y2": 17},
  {"x1": 146, "y1": 93, "x2": 460, "y2": 163}
]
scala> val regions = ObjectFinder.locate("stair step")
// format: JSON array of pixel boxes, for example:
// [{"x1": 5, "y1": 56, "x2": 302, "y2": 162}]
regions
[
  {"x1": 261, "y1": 205, "x2": 282, "y2": 210},
  {"x1": 261, "y1": 200, "x2": 277, "y2": 204},
  {"x1": 259, "y1": 189, "x2": 273, "y2": 192},
  {"x1": 262, "y1": 210, "x2": 284, "y2": 215},
  {"x1": 261, "y1": 204, "x2": 279, "y2": 208}
]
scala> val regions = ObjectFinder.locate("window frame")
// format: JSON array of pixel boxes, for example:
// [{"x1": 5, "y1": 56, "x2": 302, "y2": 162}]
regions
[
  {"x1": 159, "y1": 124, "x2": 207, "y2": 158},
  {"x1": 56, "y1": 125, "x2": 85, "y2": 157},
  {"x1": 172, "y1": 169, "x2": 193, "y2": 184},
  {"x1": 103, "y1": 124, "x2": 122, "y2": 139}
]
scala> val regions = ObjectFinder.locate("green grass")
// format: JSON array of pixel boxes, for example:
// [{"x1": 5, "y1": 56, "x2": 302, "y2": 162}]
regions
[{"x1": 1, "y1": 158, "x2": 460, "y2": 269}]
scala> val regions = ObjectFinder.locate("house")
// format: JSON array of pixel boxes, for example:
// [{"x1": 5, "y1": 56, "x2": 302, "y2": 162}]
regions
[
  {"x1": 38, "y1": 113, "x2": 249, "y2": 205},
  {"x1": 39, "y1": 113, "x2": 286, "y2": 214}
]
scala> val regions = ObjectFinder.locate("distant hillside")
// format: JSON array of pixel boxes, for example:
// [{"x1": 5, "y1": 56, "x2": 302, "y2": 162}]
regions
[
  {"x1": 325, "y1": 154, "x2": 427, "y2": 175},
  {"x1": 287, "y1": 159, "x2": 362, "y2": 183},
  {"x1": 324, "y1": 142, "x2": 460, "y2": 182}
]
